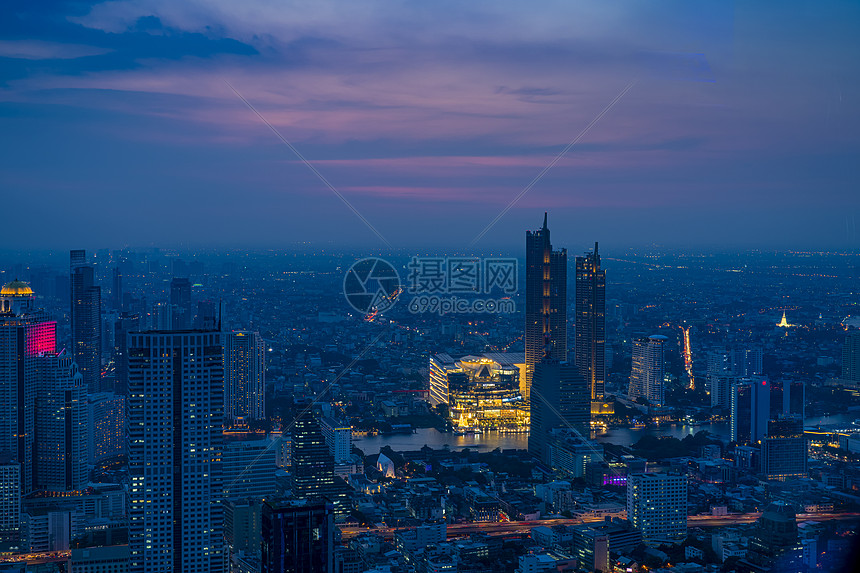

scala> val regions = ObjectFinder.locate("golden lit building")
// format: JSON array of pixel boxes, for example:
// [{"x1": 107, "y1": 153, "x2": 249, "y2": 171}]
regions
[{"x1": 428, "y1": 353, "x2": 528, "y2": 431}]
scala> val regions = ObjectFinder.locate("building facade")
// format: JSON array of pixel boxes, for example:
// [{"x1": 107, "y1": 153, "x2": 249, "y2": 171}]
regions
[
  {"x1": 626, "y1": 472, "x2": 687, "y2": 545},
  {"x1": 575, "y1": 242, "x2": 606, "y2": 403},
  {"x1": 428, "y1": 353, "x2": 527, "y2": 431},
  {"x1": 224, "y1": 331, "x2": 265, "y2": 423},
  {"x1": 762, "y1": 416, "x2": 807, "y2": 481},
  {"x1": 261, "y1": 499, "x2": 334, "y2": 573},
  {"x1": 524, "y1": 213, "x2": 567, "y2": 404},
  {"x1": 529, "y1": 360, "x2": 589, "y2": 463},
  {"x1": 127, "y1": 330, "x2": 224, "y2": 573},
  {"x1": 628, "y1": 335, "x2": 668, "y2": 407},
  {"x1": 70, "y1": 251, "x2": 102, "y2": 392}
]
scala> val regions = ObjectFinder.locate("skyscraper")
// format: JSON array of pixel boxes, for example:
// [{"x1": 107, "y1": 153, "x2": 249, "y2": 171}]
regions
[
  {"x1": 0, "y1": 454, "x2": 21, "y2": 542},
  {"x1": 88, "y1": 392, "x2": 126, "y2": 465},
  {"x1": 628, "y1": 335, "x2": 668, "y2": 406},
  {"x1": 169, "y1": 278, "x2": 193, "y2": 330},
  {"x1": 1, "y1": 280, "x2": 56, "y2": 494},
  {"x1": 70, "y1": 250, "x2": 102, "y2": 392},
  {"x1": 224, "y1": 331, "x2": 265, "y2": 423},
  {"x1": 575, "y1": 242, "x2": 606, "y2": 403},
  {"x1": 127, "y1": 330, "x2": 224, "y2": 573},
  {"x1": 528, "y1": 360, "x2": 589, "y2": 463},
  {"x1": 762, "y1": 416, "x2": 807, "y2": 481},
  {"x1": 731, "y1": 378, "x2": 771, "y2": 445},
  {"x1": 842, "y1": 331, "x2": 860, "y2": 383},
  {"x1": 525, "y1": 213, "x2": 567, "y2": 403},
  {"x1": 626, "y1": 472, "x2": 687, "y2": 545},
  {"x1": 291, "y1": 411, "x2": 349, "y2": 519},
  {"x1": 33, "y1": 353, "x2": 87, "y2": 492},
  {"x1": 261, "y1": 499, "x2": 334, "y2": 573}
]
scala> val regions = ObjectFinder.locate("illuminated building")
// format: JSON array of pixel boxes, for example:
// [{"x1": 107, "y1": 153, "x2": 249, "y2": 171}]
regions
[
  {"x1": 776, "y1": 311, "x2": 793, "y2": 328},
  {"x1": 127, "y1": 330, "x2": 225, "y2": 573},
  {"x1": 70, "y1": 250, "x2": 102, "y2": 392},
  {"x1": 320, "y1": 417, "x2": 352, "y2": 463},
  {"x1": 33, "y1": 353, "x2": 87, "y2": 492},
  {"x1": 570, "y1": 519, "x2": 641, "y2": 573},
  {"x1": 731, "y1": 378, "x2": 770, "y2": 445},
  {"x1": 525, "y1": 213, "x2": 567, "y2": 403},
  {"x1": 429, "y1": 353, "x2": 527, "y2": 431},
  {"x1": 261, "y1": 499, "x2": 334, "y2": 573},
  {"x1": 529, "y1": 360, "x2": 589, "y2": 463},
  {"x1": 0, "y1": 454, "x2": 21, "y2": 541},
  {"x1": 628, "y1": 335, "x2": 667, "y2": 406},
  {"x1": 224, "y1": 331, "x2": 265, "y2": 423},
  {"x1": 291, "y1": 411, "x2": 349, "y2": 519},
  {"x1": 762, "y1": 416, "x2": 807, "y2": 481},
  {"x1": 626, "y1": 472, "x2": 687, "y2": 545},
  {"x1": 1, "y1": 279, "x2": 57, "y2": 494},
  {"x1": 575, "y1": 242, "x2": 606, "y2": 403},
  {"x1": 842, "y1": 331, "x2": 860, "y2": 383},
  {"x1": 86, "y1": 392, "x2": 124, "y2": 467}
]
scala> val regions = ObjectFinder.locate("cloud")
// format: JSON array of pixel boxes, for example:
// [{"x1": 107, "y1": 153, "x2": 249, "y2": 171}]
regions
[{"x1": 0, "y1": 40, "x2": 112, "y2": 60}]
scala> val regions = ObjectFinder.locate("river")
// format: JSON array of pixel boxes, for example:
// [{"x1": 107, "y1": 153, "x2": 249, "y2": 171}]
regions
[{"x1": 353, "y1": 413, "x2": 859, "y2": 454}]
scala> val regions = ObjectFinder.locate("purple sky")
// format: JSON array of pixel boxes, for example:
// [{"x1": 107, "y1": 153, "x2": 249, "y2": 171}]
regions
[{"x1": 1, "y1": 1, "x2": 859, "y2": 251}]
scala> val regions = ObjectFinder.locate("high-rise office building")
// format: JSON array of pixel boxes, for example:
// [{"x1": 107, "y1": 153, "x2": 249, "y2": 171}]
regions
[
  {"x1": 88, "y1": 392, "x2": 125, "y2": 465},
  {"x1": 320, "y1": 417, "x2": 352, "y2": 464},
  {"x1": 769, "y1": 379, "x2": 806, "y2": 420},
  {"x1": 112, "y1": 267, "x2": 123, "y2": 312},
  {"x1": 222, "y1": 436, "x2": 277, "y2": 501},
  {"x1": 575, "y1": 242, "x2": 606, "y2": 403},
  {"x1": 127, "y1": 330, "x2": 224, "y2": 573},
  {"x1": 842, "y1": 331, "x2": 860, "y2": 382},
  {"x1": 762, "y1": 416, "x2": 807, "y2": 481},
  {"x1": 291, "y1": 411, "x2": 349, "y2": 519},
  {"x1": 730, "y1": 378, "x2": 771, "y2": 445},
  {"x1": 291, "y1": 412, "x2": 336, "y2": 500},
  {"x1": 529, "y1": 360, "x2": 589, "y2": 463},
  {"x1": 224, "y1": 331, "x2": 265, "y2": 423},
  {"x1": 33, "y1": 353, "x2": 87, "y2": 492},
  {"x1": 525, "y1": 213, "x2": 567, "y2": 403},
  {"x1": 70, "y1": 251, "x2": 102, "y2": 392},
  {"x1": 169, "y1": 278, "x2": 193, "y2": 330},
  {"x1": 626, "y1": 472, "x2": 687, "y2": 545},
  {"x1": 261, "y1": 499, "x2": 334, "y2": 573},
  {"x1": 1, "y1": 280, "x2": 56, "y2": 494},
  {"x1": 628, "y1": 335, "x2": 668, "y2": 406},
  {"x1": 731, "y1": 347, "x2": 763, "y2": 377},
  {"x1": 0, "y1": 454, "x2": 21, "y2": 541},
  {"x1": 113, "y1": 312, "x2": 140, "y2": 395}
]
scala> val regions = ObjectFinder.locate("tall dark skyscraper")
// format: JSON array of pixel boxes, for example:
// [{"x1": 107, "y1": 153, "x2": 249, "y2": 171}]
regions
[
  {"x1": 70, "y1": 250, "x2": 102, "y2": 392},
  {"x1": 762, "y1": 416, "x2": 807, "y2": 481},
  {"x1": 575, "y1": 242, "x2": 606, "y2": 403},
  {"x1": 291, "y1": 410, "x2": 349, "y2": 518},
  {"x1": 127, "y1": 330, "x2": 224, "y2": 573},
  {"x1": 524, "y1": 213, "x2": 567, "y2": 404},
  {"x1": 731, "y1": 377, "x2": 771, "y2": 445},
  {"x1": 261, "y1": 499, "x2": 334, "y2": 573},
  {"x1": 528, "y1": 360, "x2": 589, "y2": 463},
  {"x1": 169, "y1": 277, "x2": 193, "y2": 329},
  {"x1": 112, "y1": 267, "x2": 123, "y2": 311}
]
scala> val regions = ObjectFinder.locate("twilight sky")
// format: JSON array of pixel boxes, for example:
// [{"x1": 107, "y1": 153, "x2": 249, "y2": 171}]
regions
[{"x1": 1, "y1": 0, "x2": 859, "y2": 251}]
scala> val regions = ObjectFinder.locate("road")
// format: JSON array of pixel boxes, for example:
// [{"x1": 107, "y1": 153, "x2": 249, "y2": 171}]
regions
[{"x1": 339, "y1": 512, "x2": 860, "y2": 541}]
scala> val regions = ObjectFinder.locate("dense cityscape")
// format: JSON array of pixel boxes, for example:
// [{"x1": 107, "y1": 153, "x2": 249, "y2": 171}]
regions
[
  {"x1": 1, "y1": 224, "x2": 859, "y2": 572},
  {"x1": 3, "y1": 1, "x2": 860, "y2": 572}
]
